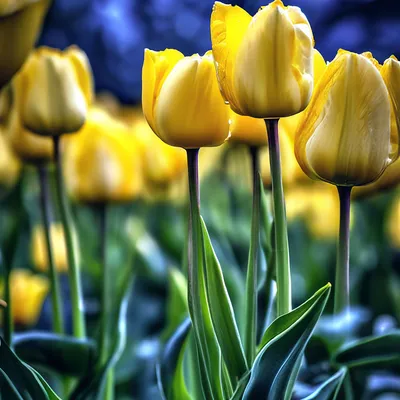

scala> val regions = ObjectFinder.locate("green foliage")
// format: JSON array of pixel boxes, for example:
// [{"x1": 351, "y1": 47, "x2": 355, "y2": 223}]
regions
[{"x1": 302, "y1": 368, "x2": 347, "y2": 400}]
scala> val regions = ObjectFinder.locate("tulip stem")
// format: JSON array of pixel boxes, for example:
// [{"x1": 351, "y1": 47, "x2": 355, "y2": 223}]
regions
[
  {"x1": 334, "y1": 186, "x2": 352, "y2": 316},
  {"x1": 244, "y1": 146, "x2": 261, "y2": 365},
  {"x1": 97, "y1": 203, "x2": 114, "y2": 400},
  {"x1": 53, "y1": 135, "x2": 86, "y2": 339},
  {"x1": 3, "y1": 269, "x2": 12, "y2": 345},
  {"x1": 38, "y1": 165, "x2": 64, "y2": 334},
  {"x1": 265, "y1": 119, "x2": 292, "y2": 316}
]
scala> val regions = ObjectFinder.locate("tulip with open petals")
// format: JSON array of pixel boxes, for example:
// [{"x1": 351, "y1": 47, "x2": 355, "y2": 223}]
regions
[
  {"x1": 142, "y1": 49, "x2": 229, "y2": 148},
  {"x1": 210, "y1": 0, "x2": 314, "y2": 118}
]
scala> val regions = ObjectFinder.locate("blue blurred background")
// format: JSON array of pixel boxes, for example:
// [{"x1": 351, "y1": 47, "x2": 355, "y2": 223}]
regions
[{"x1": 38, "y1": 0, "x2": 400, "y2": 104}]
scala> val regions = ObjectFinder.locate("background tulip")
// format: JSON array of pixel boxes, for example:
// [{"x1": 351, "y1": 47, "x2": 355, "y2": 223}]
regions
[
  {"x1": 142, "y1": 49, "x2": 229, "y2": 148},
  {"x1": 0, "y1": 0, "x2": 50, "y2": 89},
  {"x1": 387, "y1": 195, "x2": 400, "y2": 249},
  {"x1": 295, "y1": 50, "x2": 394, "y2": 187},
  {"x1": 210, "y1": 0, "x2": 314, "y2": 118},
  {"x1": 64, "y1": 108, "x2": 142, "y2": 203},
  {"x1": 229, "y1": 111, "x2": 267, "y2": 146},
  {"x1": 15, "y1": 46, "x2": 93, "y2": 137}
]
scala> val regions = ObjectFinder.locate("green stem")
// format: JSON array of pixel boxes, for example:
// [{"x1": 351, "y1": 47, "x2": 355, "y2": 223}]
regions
[
  {"x1": 244, "y1": 146, "x2": 261, "y2": 365},
  {"x1": 265, "y1": 119, "x2": 291, "y2": 316},
  {"x1": 38, "y1": 165, "x2": 64, "y2": 334},
  {"x1": 4, "y1": 269, "x2": 12, "y2": 345},
  {"x1": 53, "y1": 135, "x2": 86, "y2": 338},
  {"x1": 334, "y1": 186, "x2": 352, "y2": 315},
  {"x1": 186, "y1": 148, "x2": 214, "y2": 400},
  {"x1": 97, "y1": 203, "x2": 114, "y2": 400},
  {"x1": 262, "y1": 252, "x2": 276, "y2": 332}
]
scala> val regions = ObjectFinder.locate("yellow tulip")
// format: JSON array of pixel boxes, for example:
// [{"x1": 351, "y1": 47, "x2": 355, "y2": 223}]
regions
[
  {"x1": 64, "y1": 108, "x2": 142, "y2": 203},
  {"x1": 210, "y1": 0, "x2": 314, "y2": 118},
  {"x1": 0, "y1": 269, "x2": 49, "y2": 326},
  {"x1": 142, "y1": 49, "x2": 229, "y2": 148},
  {"x1": 31, "y1": 223, "x2": 68, "y2": 273},
  {"x1": 0, "y1": 128, "x2": 21, "y2": 190},
  {"x1": 295, "y1": 50, "x2": 395, "y2": 187},
  {"x1": 387, "y1": 195, "x2": 400, "y2": 248},
  {"x1": 229, "y1": 111, "x2": 267, "y2": 146},
  {"x1": 0, "y1": 0, "x2": 50, "y2": 89},
  {"x1": 14, "y1": 46, "x2": 94, "y2": 136}
]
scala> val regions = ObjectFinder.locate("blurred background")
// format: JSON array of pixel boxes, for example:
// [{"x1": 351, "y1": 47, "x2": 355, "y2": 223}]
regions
[{"x1": 39, "y1": 0, "x2": 400, "y2": 104}]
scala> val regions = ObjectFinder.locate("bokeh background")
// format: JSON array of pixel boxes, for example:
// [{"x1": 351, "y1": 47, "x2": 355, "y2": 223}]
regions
[{"x1": 38, "y1": 0, "x2": 400, "y2": 104}]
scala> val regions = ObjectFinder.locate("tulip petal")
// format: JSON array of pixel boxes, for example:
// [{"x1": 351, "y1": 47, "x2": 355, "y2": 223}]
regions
[
  {"x1": 295, "y1": 51, "x2": 391, "y2": 186},
  {"x1": 142, "y1": 48, "x2": 184, "y2": 135},
  {"x1": 210, "y1": 2, "x2": 251, "y2": 113}
]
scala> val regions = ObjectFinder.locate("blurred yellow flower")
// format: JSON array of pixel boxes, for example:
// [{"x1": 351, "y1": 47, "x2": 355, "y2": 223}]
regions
[
  {"x1": 0, "y1": 0, "x2": 50, "y2": 89},
  {"x1": 295, "y1": 50, "x2": 395, "y2": 187},
  {"x1": 210, "y1": 0, "x2": 314, "y2": 118},
  {"x1": 0, "y1": 269, "x2": 49, "y2": 326},
  {"x1": 31, "y1": 223, "x2": 68, "y2": 273},
  {"x1": 64, "y1": 108, "x2": 142, "y2": 203},
  {"x1": 0, "y1": 128, "x2": 21, "y2": 190},
  {"x1": 387, "y1": 195, "x2": 400, "y2": 248},
  {"x1": 14, "y1": 46, "x2": 93, "y2": 136},
  {"x1": 229, "y1": 112, "x2": 267, "y2": 147},
  {"x1": 142, "y1": 49, "x2": 229, "y2": 148}
]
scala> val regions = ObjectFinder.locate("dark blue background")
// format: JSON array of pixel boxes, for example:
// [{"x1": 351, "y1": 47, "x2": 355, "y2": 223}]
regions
[{"x1": 38, "y1": 0, "x2": 400, "y2": 104}]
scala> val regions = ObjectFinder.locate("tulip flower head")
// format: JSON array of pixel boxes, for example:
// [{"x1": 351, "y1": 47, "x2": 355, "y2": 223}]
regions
[
  {"x1": 15, "y1": 46, "x2": 93, "y2": 137},
  {"x1": 387, "y1": 195, "x2": 400, "y2": 249},
  {"x1": 295, "y1": 50, "x2": 397, "y2": 187},
  {"x1": 0, "y1": 0, "x2": 50, "y2": 89},
  {"x1": 142, "y1": 49, "x2": 229, "y2": 148},
  {"x1": 211, "y1": 0, "x2": 314, "y2": 118}
]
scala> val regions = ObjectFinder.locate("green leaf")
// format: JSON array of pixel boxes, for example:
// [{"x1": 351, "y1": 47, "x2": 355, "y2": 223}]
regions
[
  {"x1": 0, "y1": 336, "x2": 55, "y2": 400},
  {"x1": 70, "y1": 268, "x2": 135, "y2": 400},
  {"x1": 24, "y1": 364, "x2": 62, "y2": 400},
  {"x1": 229, "y1": 372, "x2": 251, "y2": 400},
  {"x1": 14, "y1": 332, "x2": 96, "y2": 377},
  {"x1": 163, "y1": 267, "x2": 188, "y2": 340},
  {"x1": 0, "y1": 368, "x2": 24, "y2": 399},
  {"x1": 333, "y1": 331, "x2": 400, "y2": 368},
  {"x1": 157, "y1": 318, "x2": 191, "y2": 400},
  {"x1": 201, "y1": 217, "x2": 248, "y2": 383},
  {"x1": 302, "y1": 367, "x2": 347, "y2": 400},
  {"x1": 243, "y1": 283, "x2": 331, "y2": 400}
]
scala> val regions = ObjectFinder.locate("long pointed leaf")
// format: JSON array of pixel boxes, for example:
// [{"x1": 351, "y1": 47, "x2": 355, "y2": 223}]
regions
[
  {"x1": 157, "y1": 317, "x2": 191, "y2": 400},
  {"x1": 201, "y1": 218, "x2": 248, "y2": 384},
  {"x1": 243, "y1": 283, "x2": 331, "y2": 400},
  {"x1": 302, "y1": 368, "x2": 347, "y2": 400}
]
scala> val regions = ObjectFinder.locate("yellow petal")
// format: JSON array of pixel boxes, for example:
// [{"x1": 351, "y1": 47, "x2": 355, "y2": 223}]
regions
[
  {"x1": 142, "y1": 48, "x2": 184, "y2": 136},
  {"x1": 295, "y1": 50, "x2": 391, "y2": 186},
  {"x1": 155, "y1": 52, "x2": 229, "y2": 148},
  {"x1": 210, "y1": 2, "x2": 252, "y2": 113},
  {"x1": 229, "y1": 111, "x2": 267, "y2": 146},
  {"x1": 234, "y1": 2, "x2": 313, "y2": 117},
  {"x1": 313, "y1": 48, "x2": 327, "y2": 85}
]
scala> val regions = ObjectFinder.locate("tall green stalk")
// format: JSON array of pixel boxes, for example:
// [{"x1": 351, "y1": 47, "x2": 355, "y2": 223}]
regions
[
  {"x1": 244, "y1": 146, "x2": 261, "y2": 365},
  {"x1": 3, "y1": 269, "x2": 12, "y2": 345},
  {"x1": 38, "y1": 165, "x2": 64, "y2": 334},
  {"x1": 53, "y1": 135, "x2": 86, "y2": 338},
  {"x1": 265, "y1": 119, "x2": 292, "y2": 316},
  {"x1": 334, "y1": 186, "x2": 352, "y2": 315},
  {"x1": 97, "y1": 204, "x2": 114, "y2": 400}
]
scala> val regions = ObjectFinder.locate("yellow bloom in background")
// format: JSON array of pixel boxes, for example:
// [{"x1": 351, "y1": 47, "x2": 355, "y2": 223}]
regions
[
  {"x1": 14, "y1": 46, "x2": 93, "y2": 136},
  {"x1": 142, "y1": 49, "x2": 229, "y2": 148},
  {"x1": 0, "y1": 269, "x2": 49, "y2": 326},
  {"x1": 295, "y1": 50, "x2": 395, "y2": 187},
  {"x1": 210, "y1": 0, "x2": 314, "y2": 118},
  {"x1": 0, "y1": 0, "x2": 50, "y2": 89},
  {"x1": 31, "y1": 223, "x2": 68, "y2": 273},
  {"x1": 0, "y1": 129, "x2": 21, "y2": 191},
  {"x1": 387, "y1": 195, "x2": 400, "y2": 248},
  {"x1": 229, "y1": 111, "x2": 267, "y2": 146},
  {"x1": 64, "y1": 108, "x2": 142, "y2": 203}
]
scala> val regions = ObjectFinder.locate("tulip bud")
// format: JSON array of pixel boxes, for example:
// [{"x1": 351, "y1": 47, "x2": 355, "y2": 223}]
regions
[
  {"x1": 229, "y1": 111, "x2": 267, "y2": 146},
  {"x1": 0, "y1": 269, "x2": 49, "y2": 326},
  {"x1": 64, "y1": 108, "x2": 142, "y2": 204},
  {"x1": 0, "y1": 129, "x2": 21, "y2": 192},
  {"x1": 387, "y1": 196, "x2": 400, "y2": 249},
  {"x1": 31, "y1": 223, "x2": 68, "y2": 273},
  {"x1": 0, "y1": 0, "x2": 50, "y2": 89},
  {"x1": 15, "y1": 46, "x2": 94, "y2": 136},
  {"x1": 142, "y1": 49, "x2": 229, "y2": 148},
  {"x1": 295, "y1": 50, "x2": 394, "y2": 186},
  {"x1": 211, "y1": 0, "x2": 314, "y2": 118}
]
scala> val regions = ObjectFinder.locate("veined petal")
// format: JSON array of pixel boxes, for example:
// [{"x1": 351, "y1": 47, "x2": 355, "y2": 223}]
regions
[
  {"x1": 295, "y1": 51, "x2": 391, "y2": 186},
  {"x1": 210, "y1": 2, "x2": 251, "y2": 113},
  {"x1": 381, "y1": 55, "x2": 400, "y2": 162},
  {"x1": 142, "y1": 48, "x2": 184, "y2": 135}
]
